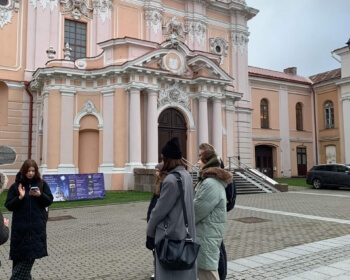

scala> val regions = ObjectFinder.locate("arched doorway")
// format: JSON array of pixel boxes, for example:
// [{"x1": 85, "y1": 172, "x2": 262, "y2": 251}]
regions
[
  {"x1": 255, "y1": 145, "x2": 273, "y2": 178},
  {"x1": 158, "y1": 108, "x2": 187, "y2": 162},
  {"x1": 78, "y1": 130, "x2": 99, "y2": 173},
  {"x1": 78, "y1": 115, "x2": 99, "y2": 174}
]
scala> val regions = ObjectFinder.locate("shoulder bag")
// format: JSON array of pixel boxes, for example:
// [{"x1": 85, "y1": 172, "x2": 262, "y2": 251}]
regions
[{"x1": 156, "y1": 171, "x2": 200, "y2": 270}]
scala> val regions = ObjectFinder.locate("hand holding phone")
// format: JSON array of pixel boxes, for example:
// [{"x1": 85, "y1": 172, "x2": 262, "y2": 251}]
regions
[{"x1": 29, "y1": 186, "x2": 41, "y2": 197}]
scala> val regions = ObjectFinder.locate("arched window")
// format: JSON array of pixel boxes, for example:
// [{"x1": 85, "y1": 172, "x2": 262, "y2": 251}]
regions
[
  {"x1": 0, "y1": 0, "x2": 8, "y2": 6},
  {"x1": 260, "y1": 98, "x2": 269, "y2": 129},
  {"x1": 296, "y1": 102, "x2": 303, "y2": 131},
  {"x1": 324, "y1": 101, "x2": 334, "y2": 129}
]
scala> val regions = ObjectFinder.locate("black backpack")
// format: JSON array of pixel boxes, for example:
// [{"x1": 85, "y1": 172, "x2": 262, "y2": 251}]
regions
[{"x1": 226, "y1": 180, "x2": 236, "y2": 212}]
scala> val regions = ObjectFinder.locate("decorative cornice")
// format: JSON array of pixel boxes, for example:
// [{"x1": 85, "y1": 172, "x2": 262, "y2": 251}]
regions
[
  {"x1": 231, "y1": 29, "x2": 249, "y2": 54},
  {"x1": 186, "y1": 20, "x2": 207, "y2": 44},
  {"x1": 145, "y1": 9, "x2": 163, "y2": 35},
  {"x1": 30, "y1": 0, "x2": 58, "y2": 12},
  {"x1": 163, "y1": 16, "x2": 186, "y2": 40},
  {"x1": 60, "y1": 0, "x2": 93, "y2": 20},
  {"x1": 0, "y1": 0, "x2": 19, "y2": 29},
  {"x1": 92, "y1": 0, "x2": 112, "y2": 22}
]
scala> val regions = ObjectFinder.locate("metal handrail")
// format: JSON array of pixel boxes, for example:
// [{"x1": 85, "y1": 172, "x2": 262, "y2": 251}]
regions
[
  {"x1": 182, "y1": 157, "x2": 199, "y2": 172},
  {"x1": 227, "y1": 156, "x2": 277, "y2": 186}
]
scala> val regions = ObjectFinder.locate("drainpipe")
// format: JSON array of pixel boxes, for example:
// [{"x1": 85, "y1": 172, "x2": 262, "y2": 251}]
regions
[
  {"x1": 24, "y1": 82, "x2": 33, "y2": 159},
  {"x1": 311, "y1": 87, "x2": 318, "y2": 165}
]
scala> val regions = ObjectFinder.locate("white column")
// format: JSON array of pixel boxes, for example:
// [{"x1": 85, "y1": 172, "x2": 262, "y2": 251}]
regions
[
  {"x1": 279, "y1": 87, "x2": 291, "y2": 177},
  {"x1": 146, "y1": 90, "x2": 159, "y2": 168},
  {"x1": 99, "y1": 89, "x2": 115, "y2": 173},
  {"x1": 212, "y1": 98, "x2": 223, "y2": 157},
  {"x1": 198, "y1": 96, "x2": 209, "y2": 144},
  {"x1": 342, "y1": 97, "x2": 350, "y2": 163},
  {"x1": 126, "y1": 88, "x2": 143, "y2": 169},
  {"x1": 225, "y1": 101, "x2": 235, "y2": 159}
]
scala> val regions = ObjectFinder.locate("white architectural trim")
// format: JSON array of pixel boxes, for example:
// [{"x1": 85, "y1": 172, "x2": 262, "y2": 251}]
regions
[{"x1": 73, "y1": 99, "x2": 103, "y2": 130}]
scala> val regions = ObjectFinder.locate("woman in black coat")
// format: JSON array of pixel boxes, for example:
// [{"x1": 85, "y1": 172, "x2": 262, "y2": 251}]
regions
[{"x1": 5, "y1": 159, "x2": 53, "y2": 279}]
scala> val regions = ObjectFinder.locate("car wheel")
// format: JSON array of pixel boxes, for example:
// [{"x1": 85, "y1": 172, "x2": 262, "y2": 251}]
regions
[{"x1": 313, "y1": 178, "x2": 322, "y2": 189}]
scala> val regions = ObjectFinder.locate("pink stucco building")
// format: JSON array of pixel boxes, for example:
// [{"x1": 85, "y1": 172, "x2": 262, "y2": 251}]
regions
[{"x1": 0, "y1": 0, "x2": 349, "y2": 190}]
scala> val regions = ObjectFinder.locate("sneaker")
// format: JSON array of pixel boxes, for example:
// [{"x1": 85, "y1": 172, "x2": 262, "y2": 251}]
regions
[{"x1": 150, "y1": 274, "x2": 155, "y2": 280}]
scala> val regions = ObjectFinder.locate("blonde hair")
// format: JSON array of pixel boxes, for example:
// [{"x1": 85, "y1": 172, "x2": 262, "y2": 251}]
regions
[{"x1": 199, "y1": 143, "x2": 215, "y2": 153}]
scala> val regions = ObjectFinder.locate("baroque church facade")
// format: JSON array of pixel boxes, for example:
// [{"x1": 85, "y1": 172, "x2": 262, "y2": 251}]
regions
[{"x1": 0, "y1": 0, "x2": 349, "y2": 190}]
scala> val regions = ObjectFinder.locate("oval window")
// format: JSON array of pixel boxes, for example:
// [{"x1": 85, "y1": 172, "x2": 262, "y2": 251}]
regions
[{"x1": 0, "y1": 0, "x2": 9, "y2": 6}]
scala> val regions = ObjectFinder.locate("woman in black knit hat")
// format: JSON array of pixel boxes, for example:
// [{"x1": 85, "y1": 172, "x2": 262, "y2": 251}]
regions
[
  {"x1": 146, "y1": 137, "x2": 197, "y2": 280},
  {"x1": 146, "y1": 161, "x2": 167, "y2": 280}
]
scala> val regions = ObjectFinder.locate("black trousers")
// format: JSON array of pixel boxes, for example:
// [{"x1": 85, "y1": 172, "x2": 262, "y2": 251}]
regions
[{"x1": 218, "y1": 241, "x2": 227, "y2": 280}]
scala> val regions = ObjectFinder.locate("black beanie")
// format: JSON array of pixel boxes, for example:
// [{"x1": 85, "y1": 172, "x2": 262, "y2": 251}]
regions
[{"x1": 161, "y1": 137, "x2": 182, "y2": 159}]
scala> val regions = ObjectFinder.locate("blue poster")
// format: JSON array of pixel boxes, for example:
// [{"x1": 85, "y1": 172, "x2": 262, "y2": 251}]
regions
[{"x1": 43, "y1": 173, "x2": 106, "y2": 202}]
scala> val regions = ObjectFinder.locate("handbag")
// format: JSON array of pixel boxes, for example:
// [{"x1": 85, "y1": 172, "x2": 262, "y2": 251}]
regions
[{"x1": 156, "y1": 172, "x2": 200, "y2": 270}]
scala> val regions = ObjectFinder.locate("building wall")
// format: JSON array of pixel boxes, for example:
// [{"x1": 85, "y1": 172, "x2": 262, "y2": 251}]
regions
[{"x1": 2, "y1": 0, "x2": 349, "y2": 189}]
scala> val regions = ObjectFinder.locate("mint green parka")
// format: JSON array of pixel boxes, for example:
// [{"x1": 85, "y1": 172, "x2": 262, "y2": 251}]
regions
[{"x1": 194, "y1": 167, "x2": 233, "y2": 271}]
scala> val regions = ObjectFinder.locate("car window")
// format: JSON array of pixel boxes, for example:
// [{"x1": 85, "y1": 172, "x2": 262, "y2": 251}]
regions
[
  {"x1": 324, "y1": 165, "x2": 335, "y2": 172},
  {"x1": 313, "y1": 166, "x2": 324, "y2": 171},
  {"x1": 336, "y1": 165, "x2": 347, "y2": 172}
]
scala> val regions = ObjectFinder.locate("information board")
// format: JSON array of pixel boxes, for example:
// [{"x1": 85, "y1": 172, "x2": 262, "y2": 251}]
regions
[{"x1": 43, "y1": 173, "x2": 106, "y2": 202}]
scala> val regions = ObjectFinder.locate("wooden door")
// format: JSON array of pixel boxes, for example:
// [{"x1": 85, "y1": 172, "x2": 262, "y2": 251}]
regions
[
  {"x1": 255, "y1": 145, "x2": 273, "y2": 178},
  {"x1": 158, "y1": 108, "x2": 187, "y2": 162},
  {"x1": 297, "y1": 147, "x2": 307, "y2": 176}
]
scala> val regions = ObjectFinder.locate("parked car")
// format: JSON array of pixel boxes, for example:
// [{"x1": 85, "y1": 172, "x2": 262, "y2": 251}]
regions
[{"x1": 306, "y1": 164, "x2": 350, "y2": 189}]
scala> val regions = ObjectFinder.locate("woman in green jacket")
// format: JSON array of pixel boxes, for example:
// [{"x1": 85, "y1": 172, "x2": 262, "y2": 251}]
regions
[{"x1": 194, "y1": 144, "x2": 233, "y2": 280}]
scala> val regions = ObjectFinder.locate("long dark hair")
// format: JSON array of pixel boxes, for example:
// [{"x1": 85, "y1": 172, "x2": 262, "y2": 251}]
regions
[
  {"x1": 162, "y1": 156, "x2": 186, "y2": 173},
  {"x1": 19, "y1": 159, "x2": 42, "y2": 184}
]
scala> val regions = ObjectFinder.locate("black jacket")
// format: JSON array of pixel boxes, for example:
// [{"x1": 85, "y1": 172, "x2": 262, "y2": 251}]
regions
[{"x1": 5, "y1": 173, "x2": 53, "y2": 260}]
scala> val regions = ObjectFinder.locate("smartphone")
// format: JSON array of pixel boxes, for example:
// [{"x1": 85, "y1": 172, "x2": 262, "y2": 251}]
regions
[{"x1": 30, "y1": 186, "x2": 39, "y2": 191}]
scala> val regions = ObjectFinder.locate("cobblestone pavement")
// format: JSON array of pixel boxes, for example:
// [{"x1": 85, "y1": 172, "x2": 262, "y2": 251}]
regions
[{"x1": 0, "y1": 187, "x2": 350, "y2": 279}]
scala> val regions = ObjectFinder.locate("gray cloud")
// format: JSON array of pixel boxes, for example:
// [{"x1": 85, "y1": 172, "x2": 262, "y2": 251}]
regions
[{"x1": 247, "y1": 0, "x2": 350, "y2": 76}]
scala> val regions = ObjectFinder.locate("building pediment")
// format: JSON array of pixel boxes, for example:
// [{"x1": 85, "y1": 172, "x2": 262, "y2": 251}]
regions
[{"x1": 33, "y1": 37, "x2": 234, "y2": 91}]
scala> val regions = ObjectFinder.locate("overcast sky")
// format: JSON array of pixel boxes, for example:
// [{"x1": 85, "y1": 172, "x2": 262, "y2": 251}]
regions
[{"x1": 246, "y1": 0, "x2": 350, "y2": 77}]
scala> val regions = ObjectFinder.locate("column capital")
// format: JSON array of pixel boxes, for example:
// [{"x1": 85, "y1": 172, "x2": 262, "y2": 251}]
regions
[
  {"x1": 341, "y1": 94, "x2": 350, "y2": 102},
  {"x1": 101, "y1": 88, "x2": 115, "y2": 96},
  {"x1": 60, "y1": 89, "x2": 76, "y2": 96},
  {"x1": 144, "y1": 88, "x2": 159, "y2": 96}
]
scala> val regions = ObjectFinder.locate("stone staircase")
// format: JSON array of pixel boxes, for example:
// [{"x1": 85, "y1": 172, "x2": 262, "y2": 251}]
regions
[{"x1": 190, "y1": 169, "x2": 281, "y2": 195}]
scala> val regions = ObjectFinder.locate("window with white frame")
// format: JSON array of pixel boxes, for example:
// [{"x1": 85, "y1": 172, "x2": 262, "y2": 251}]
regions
[
  {"x1": 64, "y1": 20, "x2": 87, "y2": 61},
  {"x1": 324, "y1": 101, "x2": 334, "y2": 129}
]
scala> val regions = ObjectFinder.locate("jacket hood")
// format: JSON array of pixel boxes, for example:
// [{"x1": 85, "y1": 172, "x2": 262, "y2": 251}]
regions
[{"x1": 201, "y1": 167, "x2": 233, "y2": 184}]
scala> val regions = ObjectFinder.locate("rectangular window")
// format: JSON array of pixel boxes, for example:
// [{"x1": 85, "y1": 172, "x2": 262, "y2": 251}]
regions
[{"x1": 64, "y1": 20, "x2": 87, "y2": 61}]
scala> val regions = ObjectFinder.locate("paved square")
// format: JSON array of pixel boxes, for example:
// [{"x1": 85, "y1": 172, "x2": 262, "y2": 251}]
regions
[{"x1": 0, "y1": 187, "x2": 350, "y2": 279}]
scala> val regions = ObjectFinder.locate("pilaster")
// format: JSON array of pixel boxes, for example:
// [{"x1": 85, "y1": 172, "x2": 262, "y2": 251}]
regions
[{"x1": 99, "y1": 89, "x2": 115, "y2": 173}]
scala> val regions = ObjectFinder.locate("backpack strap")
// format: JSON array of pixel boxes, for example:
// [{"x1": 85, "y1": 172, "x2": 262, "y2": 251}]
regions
[{"x1": 163, "y1": 171, "x2": 191, "y2": 238}]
